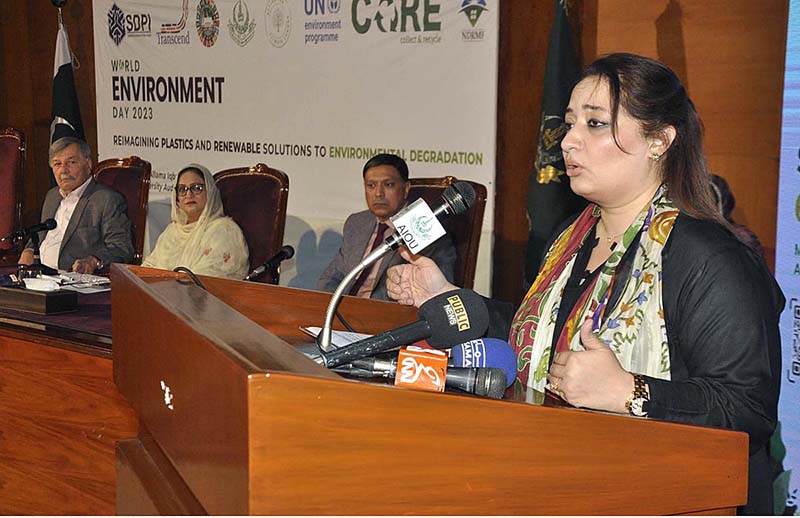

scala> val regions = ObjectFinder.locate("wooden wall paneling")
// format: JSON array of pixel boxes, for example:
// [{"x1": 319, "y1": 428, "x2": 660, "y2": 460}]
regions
[
  {"x1": 0, "y1": 1, "x2": 97, "y2": 229},
  {"x1": 493, "y1": 1, "x2": 553, "y2": 303},
  {"x1": 590, "y1": 0, "x2": 787, "y2": 267},
  {"x1": 23, "y1": 2, "x2": 59, "y2": 227},
  {"x1": 0, "y1": 2, "x2": 36, "y2": 226}
]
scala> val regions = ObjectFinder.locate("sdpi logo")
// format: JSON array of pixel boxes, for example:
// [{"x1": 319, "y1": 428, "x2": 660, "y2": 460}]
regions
[
  {"x1": 459, "y1": 0, "x2": 487, "y2": 27},
  {"x1": 108, "y1": 4, "x2": 126, "y2": 46},
  {"x1": 107, "y1": 3, "x2": 151, "y2": 45}
]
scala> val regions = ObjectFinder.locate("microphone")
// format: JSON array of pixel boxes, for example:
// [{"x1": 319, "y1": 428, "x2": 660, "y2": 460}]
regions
[
  {"x1": 337, "y1": 351, "x2": 507, "y2": 399},
  {"x1": 450, "y1": 338, "x2": 517, "y2": 388},
  {"x1": 244, "y1": 245, "x2": 294, "y2": 281},
  {"x1": 318, "y1": 288, "x2": 489, "y2": 368},
  {"x1": 383, "y1": 181, "x2": 477, "y2": 253},
  {"x1": 318, "y1": 182, "x2": 477, "y2": 351},
  {"x1": 2, "y1": 219, "x2": 57, "y2": 242}
]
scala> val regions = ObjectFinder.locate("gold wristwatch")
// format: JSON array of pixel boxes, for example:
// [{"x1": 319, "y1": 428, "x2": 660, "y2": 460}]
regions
[{"x1": 625, "y1": 373, "x2": 650, "y2": 417}]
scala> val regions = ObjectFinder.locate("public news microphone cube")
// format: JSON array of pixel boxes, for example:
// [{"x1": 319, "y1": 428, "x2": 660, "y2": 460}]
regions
[{"x1": 319, "y1": 288, "x2": 489, "y2": 368}]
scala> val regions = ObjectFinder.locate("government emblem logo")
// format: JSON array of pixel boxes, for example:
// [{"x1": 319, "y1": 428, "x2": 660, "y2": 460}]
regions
[
  {"x1": 228, "y1": 0, "x2": 256, "y2": 46},
  {"x1": 411, "y1": 214, "x2": 434, "y2": 237},
  {"x1": 459, "y1": 0, "x2": 488, "y2": 27},
  {"x1": 108, "y1": 3, "x2": 126, "y2": 46},
  {"x1": 328, "y1": 0, "x2": 341, "y2": 14},
  {"x1": 265, "y1": 0, "x2": 292, "y2": 48},
  {"x1": 196, "y1": 0, "x2": 220, "y2": 47}
]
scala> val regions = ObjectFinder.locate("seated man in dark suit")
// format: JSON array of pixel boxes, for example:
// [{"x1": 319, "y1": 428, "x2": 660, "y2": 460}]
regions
[
  {"x1": 18, "y1": 137, "x2": 134, "y2": 274},
  {"x1": 318, "y1": 153, "x2": 456, "y2": 300}
]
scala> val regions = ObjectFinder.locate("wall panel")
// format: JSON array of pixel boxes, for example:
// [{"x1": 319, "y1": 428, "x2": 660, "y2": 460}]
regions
[{"x1": 590, "y1": 0, "x2": 788, "y2": 265}]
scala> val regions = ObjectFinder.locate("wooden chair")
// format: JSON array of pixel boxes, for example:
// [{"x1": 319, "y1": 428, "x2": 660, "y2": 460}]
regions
[
  {"x1": 214, "y1": 164, "x2": 289, "y2": 284},
  {"x1": 407, "y1": 176, "x2": 487, "y2": 289},
  {"x1": 0, "y1": 127, "x2": 26, "y2": 264},
  {"x1": 93, "y1": 156, "x2": 151, "y2": 264}
]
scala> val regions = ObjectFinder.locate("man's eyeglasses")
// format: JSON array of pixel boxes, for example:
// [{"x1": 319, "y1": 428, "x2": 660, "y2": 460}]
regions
[{"x1": 176, "y1": 183, "x2": 205, "y2": 197}]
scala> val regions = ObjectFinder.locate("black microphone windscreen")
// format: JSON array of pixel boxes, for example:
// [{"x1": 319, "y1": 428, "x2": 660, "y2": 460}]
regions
[
  {"x1": 474, "y1": 367, "x2": 507, "y2": 399},
  {"x1": 280, "y1": 245, "x2": 295, "y2": 260},
  {"x1": 442, "y1": 182, "x2": 476, "y2": 215},
  {"x1": 418, "y1": 289, "x2": 489, "y2": 349},
  {"x1": 44, "y1": 218, "x2": 57, "y2": 230}
]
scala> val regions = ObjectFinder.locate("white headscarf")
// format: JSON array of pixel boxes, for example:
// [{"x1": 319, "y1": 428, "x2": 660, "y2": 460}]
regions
[{"x1": 142, "y1": 164, "x2": 249, "y2": 280}]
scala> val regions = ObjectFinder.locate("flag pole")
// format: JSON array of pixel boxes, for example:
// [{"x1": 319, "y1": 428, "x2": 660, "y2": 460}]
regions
[{"x1": 50, "y1": 0, "x2": 85, "y2": 144}]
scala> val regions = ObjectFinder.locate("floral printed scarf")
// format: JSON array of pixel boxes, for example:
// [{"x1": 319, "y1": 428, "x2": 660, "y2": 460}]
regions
[{"x1": 509, "y1": 187, "x2": 678, "y2": 390}]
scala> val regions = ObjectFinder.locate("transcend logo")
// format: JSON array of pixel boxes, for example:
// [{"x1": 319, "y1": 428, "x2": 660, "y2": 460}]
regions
[{"x1": 446, "y1": 295, "x2": 470, "y2": 331}]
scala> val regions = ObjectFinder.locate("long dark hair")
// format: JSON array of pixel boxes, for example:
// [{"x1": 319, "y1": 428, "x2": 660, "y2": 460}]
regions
[{"x1": 581, "y1": 53, "x2": 725, "y2": 225}]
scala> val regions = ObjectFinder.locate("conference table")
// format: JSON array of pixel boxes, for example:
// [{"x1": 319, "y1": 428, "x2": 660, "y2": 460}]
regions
[{"x1": 0, "y1": 265, "x2": 749, "y2": 515}]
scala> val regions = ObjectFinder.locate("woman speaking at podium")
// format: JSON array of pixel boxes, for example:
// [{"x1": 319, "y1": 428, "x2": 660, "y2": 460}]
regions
[
  {"x1": 386, "y1": 53, "x2": 783, "y2": 515},
  {"x1": 142, "y1": 164, "x2": 249, "y2": 280}
]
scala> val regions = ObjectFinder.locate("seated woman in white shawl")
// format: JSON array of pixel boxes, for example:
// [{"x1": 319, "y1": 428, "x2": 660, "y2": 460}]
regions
[{"x1": 142, "y1": 164, "x2": 249, "y2": 280}]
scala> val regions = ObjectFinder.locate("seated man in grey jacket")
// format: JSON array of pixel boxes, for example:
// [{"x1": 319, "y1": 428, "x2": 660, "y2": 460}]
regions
[
  {"x1": 18, "y1": 137, "x2": 134, "y2": 274},
  {"x1": 318, "y1": 153, "x2": 456, "y2": 300}
]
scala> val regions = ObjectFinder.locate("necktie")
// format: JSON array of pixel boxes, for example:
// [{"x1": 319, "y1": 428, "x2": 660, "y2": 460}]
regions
[{"x1": 349, "y1": 223, "x2": 389, "y2": 296}]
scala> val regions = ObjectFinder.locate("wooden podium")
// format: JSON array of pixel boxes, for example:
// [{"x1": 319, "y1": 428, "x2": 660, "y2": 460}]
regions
[{"x1": 111, "y1": 265, "x2": 748, "y2": 515}]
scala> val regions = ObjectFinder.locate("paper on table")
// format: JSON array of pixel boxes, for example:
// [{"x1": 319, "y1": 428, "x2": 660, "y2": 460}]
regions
[
  {"x1": 301, "y1": 326, "x2": 372, "y2": 349},
  {"x1": 59, "y1": 284, "x2": 110, "y2": 294},
  {"x1": 40, "y1": 273, "x2": 111, "y2": 294}
]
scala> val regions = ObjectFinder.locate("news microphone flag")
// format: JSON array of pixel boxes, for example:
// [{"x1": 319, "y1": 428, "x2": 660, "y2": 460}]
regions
[
  {"x1": 51, "y1": 8, "x2": 85, "y2": 145},
  {"x1": 390, "y1": 198, "x2": 447, "y2": 254}
]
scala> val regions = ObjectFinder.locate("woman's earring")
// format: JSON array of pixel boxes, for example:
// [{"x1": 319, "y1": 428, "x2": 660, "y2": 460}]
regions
[{"x1": 650, "y1": 153, "x2": 662, "y2": 162}]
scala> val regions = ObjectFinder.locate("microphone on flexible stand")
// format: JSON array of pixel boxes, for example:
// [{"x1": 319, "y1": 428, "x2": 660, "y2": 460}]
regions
[
  {"x1": 317, "y1": 182, "x2": 476, "y2": 351},
  {"x1": 1, "y1": 219, "x2": 57, "y2": 243},
  {"x1": 244, "y1": 245, "x2": 294, "y2": 282},
  {"x1": 10, "y1": 219, "x2": 59, "y2": 277}
]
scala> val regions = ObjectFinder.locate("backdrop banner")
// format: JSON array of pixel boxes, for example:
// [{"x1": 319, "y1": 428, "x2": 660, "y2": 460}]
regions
[
  {"x1": 775, "y1": 0, "x2": 800, "y2": 513},
  {"x1": 92, "y1": 0, "x2": 498, "y2": 293}
]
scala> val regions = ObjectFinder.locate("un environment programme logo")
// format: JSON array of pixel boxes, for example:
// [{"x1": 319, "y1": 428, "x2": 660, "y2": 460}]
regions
[
  {"x1": 107, "y1": 3, "x2": 152, "y2": 46},
  {"x1": 304, "y1": 0, "x2": 343, "y2": 46},
  {"x1": 351, "y1": 0, "x2": 442, "y2": 44},
  {"x1": 228, "y1": 0, "x2": 256, "y2": 46},
  {"x1": 459, "y1": 0, "x2": 487, "y2": 42},
  {"x1": 265, "y1": 0, "x2": 292, "y2": 48},
  {"x1": 196, "y1": 0, "x2": 220, "y2": 47}
]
